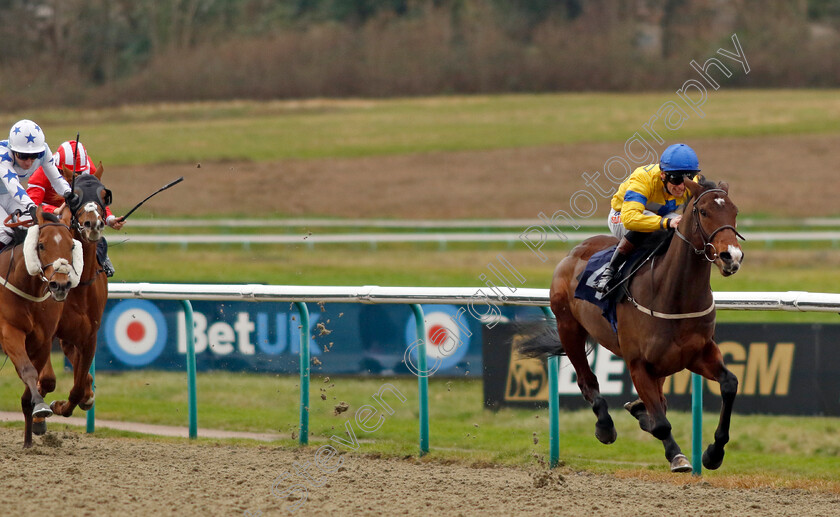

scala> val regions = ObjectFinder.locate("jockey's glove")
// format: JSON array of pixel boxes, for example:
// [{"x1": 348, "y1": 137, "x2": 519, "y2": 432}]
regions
[
  {"x1": 63, "y1": 190, "x2": 81, "y2": 210},
  {"x1": 27, "y1": 205, "x2": 37, "y2": 221}
]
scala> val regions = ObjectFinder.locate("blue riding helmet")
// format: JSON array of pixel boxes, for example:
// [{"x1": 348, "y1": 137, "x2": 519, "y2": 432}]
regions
[{"x1": 660, "y1": 143, "x2": 700, "y2": 173}]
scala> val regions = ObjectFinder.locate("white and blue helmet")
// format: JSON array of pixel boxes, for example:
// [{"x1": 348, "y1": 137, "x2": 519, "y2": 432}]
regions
[{"x1": 8, "y1": 119, "x2": 46, "y2": 155}]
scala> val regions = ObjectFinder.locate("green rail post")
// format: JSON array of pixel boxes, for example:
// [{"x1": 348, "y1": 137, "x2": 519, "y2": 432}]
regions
[
  {"x1": 410, "y1": 304, "x2": 429, "y2": 456},
  {"x1": 691, "y1": 372, "x2": 703, "y2": 475},
  {"x1": 296, "y1": 302, "x2": 310, "y2": 446},
  {"x1": 181, "y1": 300, "x2": 197, "y2": 439},
  {"x1": 540, "y1": 306, "x2": 560, "y2": 469},
  {"x1": 86, "y1": 356, "x2": 95, "y2": 433}
]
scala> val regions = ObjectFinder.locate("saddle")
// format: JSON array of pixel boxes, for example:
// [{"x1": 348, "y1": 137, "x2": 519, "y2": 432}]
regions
[
  {"x1": 0, "y1": 226, "x2": 30, "y2": 255},
  {"x1": 573, "y1": 230, "x2": 673, "y2": 332}
]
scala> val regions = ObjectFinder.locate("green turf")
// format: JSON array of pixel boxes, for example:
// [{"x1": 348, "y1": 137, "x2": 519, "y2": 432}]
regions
[
  {"x1": 9, "y1": 90, "x2": 840, "y2": 166},
  {"x1": 0, "y1": 353, "x2": 837, "y2": 486}
]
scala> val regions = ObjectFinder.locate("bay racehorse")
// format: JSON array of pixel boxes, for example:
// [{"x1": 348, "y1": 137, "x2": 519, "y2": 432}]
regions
[
  {"x1": 521, "y1": 178, "x2": 744, "y2": 472},
  {"x1": 0, "y1": 207, "x2": 82, "y2": 447},
  {"x1": 34, "y1": 172, "x2": 112, "y2": 431}
]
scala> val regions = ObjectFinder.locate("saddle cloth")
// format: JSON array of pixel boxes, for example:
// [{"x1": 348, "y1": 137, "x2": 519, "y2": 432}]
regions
[
  {"x1": 574, "y1": 247, "x2": 622, "y2": 332},
  {"x1": 573, "y1": 231, "x2": 673, "y2": 333}
]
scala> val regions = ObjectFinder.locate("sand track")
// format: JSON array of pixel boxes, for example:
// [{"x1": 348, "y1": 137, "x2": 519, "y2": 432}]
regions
[{"x1": 1, "y1": 426, "x2": 837, "y2": 516}]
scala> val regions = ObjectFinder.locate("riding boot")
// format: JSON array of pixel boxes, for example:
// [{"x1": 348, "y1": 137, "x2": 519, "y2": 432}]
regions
[
  {"x1": 595, "y1": 237, "x2": 635, "y2": 293},
  {"x1": 96, "y1": 238, "x2": 115, "y2": 277},
  {"x1": 101, "y1": 255, "x2": 116, "y2": 277}
]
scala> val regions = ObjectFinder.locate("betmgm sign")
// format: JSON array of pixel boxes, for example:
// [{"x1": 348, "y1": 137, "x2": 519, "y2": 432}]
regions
[{"x1": 483, "y1": 322, "x2": 840, "y2": 416}]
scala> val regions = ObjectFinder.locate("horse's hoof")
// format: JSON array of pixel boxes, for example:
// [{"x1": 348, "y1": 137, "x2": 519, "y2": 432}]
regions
[
  {"x1": 32, "y1": 403, "x2": 53, "y2": 419},
  {"x1": 79, "y1": 396, "x2": 95, "y2": 411},
  {"x1": 670, "y1": 454, "x2": 692, "y2": 473},
  {"x1": 702, "y1": 445, "x2": 724, "y2": 470},
  {"x1": 32, "y1": 418, "x2": 47, "y2": 436},
  {"x1": 595, "y1": 424, "x2": 617, "y2": 444}
]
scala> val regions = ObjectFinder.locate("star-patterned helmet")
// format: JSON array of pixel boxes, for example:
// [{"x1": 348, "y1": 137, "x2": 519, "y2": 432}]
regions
[{"x1": 8, "y1": 119, "x2": 46, "y2": 154}]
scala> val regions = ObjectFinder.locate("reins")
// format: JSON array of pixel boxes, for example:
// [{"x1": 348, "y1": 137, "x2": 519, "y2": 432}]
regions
[
  {"x1": 623, "y1": 187, "x2": 743, "y2": 321},
  {"x1": 33, "y1": 222, "x2": 77, "y2": 284}
]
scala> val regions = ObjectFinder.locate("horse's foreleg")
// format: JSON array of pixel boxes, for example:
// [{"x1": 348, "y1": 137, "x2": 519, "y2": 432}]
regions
[
  {"x1": 38, "y1": 358, "x2": 57, "y2": 396},
  {"x1": 690, "y1": 341, "x2": 738, "y2": 470},
  {"x1": 3, "y1": 330, "x2": 52, "y2": 447},
  {"x1": 627, "y1": 362, "x2": 690, "y2": 472},
  {"x1": 21, "y1": 387, "x2": 34, "y2": 448},
  {"x1": 33, "y1": 358, "x2": 56, "y2": 436},
  {"x1": 559, "y1": 319, "x2": 616, "y2": 444}
]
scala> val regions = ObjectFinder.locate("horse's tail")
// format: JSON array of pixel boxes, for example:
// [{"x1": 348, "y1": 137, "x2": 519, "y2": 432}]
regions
[{"x1": 515, "y1": 321, "x2": 566, "y2": 358}]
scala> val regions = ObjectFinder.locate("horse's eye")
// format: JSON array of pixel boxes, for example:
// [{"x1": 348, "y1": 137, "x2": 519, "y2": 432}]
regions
[
  {"x1": 699, "y1": 209, "x2": 707, "y2": 216},
  {"x1": 38, "y1": 243, "x2": 45, "y2": 251}
]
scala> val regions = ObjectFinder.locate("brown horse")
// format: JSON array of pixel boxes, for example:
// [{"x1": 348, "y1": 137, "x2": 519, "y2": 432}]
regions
[
  {"x1": 35, "y1": 173, "x2": 112, "y2": 429},
  {"x1": 522, "y1": 178, "x2": 744, "y2": 472},
  {"x1": 0, "y1": 207, "x2": 82, "y2": 447}
]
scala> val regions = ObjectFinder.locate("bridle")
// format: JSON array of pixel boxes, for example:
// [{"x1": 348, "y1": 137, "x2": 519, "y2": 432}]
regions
[
  {"x1": 674, "y1": 188, "x2": 745, "y2": 262},
  {"x1": 68, "y1": 179, "x2": 109, "y2": 237},
  {"x1": 32, "y1": 221, "x2": 77, "y2": 284}
]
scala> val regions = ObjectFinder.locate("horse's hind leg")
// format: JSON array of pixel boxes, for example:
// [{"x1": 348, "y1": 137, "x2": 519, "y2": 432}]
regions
[
  {"x1": 627, "y1": 363, "x2": 690, "y2": 472},
  {"x1": 557, "y1": 316, "x2": 617, "y2": 444},
  {"x1": 52, "y1": 338, "x2": 96, "y2": 417},
  {"x1": 689, "y1": 340, "x2": 738, "y2": 470}
]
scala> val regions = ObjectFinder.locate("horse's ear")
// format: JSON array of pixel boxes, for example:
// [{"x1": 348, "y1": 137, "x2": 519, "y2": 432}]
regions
[
  {"x1": 95, "y1": 161, "x2": 104, "y2": 180},
  {"x1": 683, "y1": 177, "x2": 704, "y2": 198},
  {"x1": 59, "y1": 204, "x2": 73, "y2": 225},
  {"x1": 717, "y1": 181, "x2": 730, "y2": 194},
  {"x1": 100, "y1": 187, "x2": 113, "y2": 206}
]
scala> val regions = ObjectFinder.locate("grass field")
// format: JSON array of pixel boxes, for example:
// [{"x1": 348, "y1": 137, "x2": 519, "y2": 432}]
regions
[
  {"x1": 1, "y1": 353, "x2": 838, "y2": 490},
  {"x1": 6, "y1": 90, "x2": 840, "y2": 166}
]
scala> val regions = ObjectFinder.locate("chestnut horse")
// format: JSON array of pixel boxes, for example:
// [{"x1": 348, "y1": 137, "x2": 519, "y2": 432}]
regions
[
  {"x1": 34, "y1": 173, "x2": 112, "y2": 432},
  {"x1": 522, "y1": 178, "x2": 744, "y2": 472},
  {"x1": 0, "y1": 207, "x2": 82, "y2": 447}
]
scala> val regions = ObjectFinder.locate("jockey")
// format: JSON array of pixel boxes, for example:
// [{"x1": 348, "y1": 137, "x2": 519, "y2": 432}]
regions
[
  {"x1": 27, "y1": 140, "x2": 123, "y2": 277},
  {"x1": 0, "y1": 119, "x2": 79, "y2": 247},
  {"x1": 594, "y1": 143, "x2": 699, "y2": 293}
]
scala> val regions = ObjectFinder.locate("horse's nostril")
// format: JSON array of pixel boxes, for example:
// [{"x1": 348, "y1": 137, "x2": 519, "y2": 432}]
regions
[
  {"x1": 49, "y1": 282, "x2": 58, "y2": 291},
  {"x1": 719, "y1": 251, "x2": 732, "y2": 261}
]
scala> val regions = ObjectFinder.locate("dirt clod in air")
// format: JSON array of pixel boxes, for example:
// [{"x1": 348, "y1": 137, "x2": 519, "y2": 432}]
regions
[{"x1": 334, "y1": 401, "x2": 350, "y2": 416}]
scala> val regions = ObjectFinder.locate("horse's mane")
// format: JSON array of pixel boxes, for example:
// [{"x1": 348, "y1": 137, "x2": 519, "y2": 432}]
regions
[
  {"x1": 681, "y1": 174, "x2": 719, "y2": 210},
  {"x1": 696, "y1": 175, "x2": 717, "y2": 189}
]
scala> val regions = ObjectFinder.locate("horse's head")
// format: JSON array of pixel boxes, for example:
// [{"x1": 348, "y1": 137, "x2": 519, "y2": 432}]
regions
[
  {"x1": 69, "y1": 173, "x2": 112, "y2": 242},
  {"x1": 23, "y1": 207, "x2": 83, "y2": 301},
  {"x1": 682, "y1": 178, "x2": 745, "y2": 276}
]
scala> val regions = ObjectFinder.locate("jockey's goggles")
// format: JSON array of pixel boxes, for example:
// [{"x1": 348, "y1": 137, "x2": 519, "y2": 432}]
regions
[
  {"x1": 665, "y1": 172, "x2": 688, "y2": 185},
  {"x1": 14, "y1": 151, "x2": 44, "y2": 161}
]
